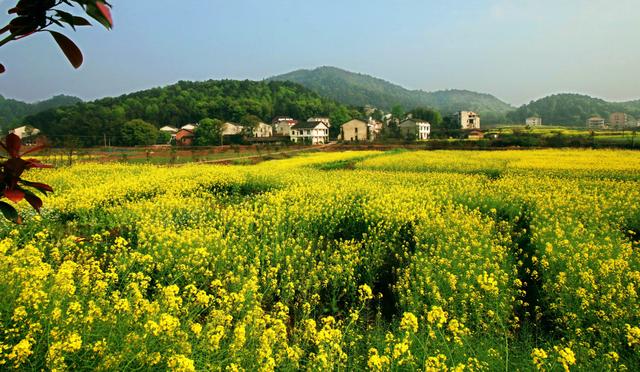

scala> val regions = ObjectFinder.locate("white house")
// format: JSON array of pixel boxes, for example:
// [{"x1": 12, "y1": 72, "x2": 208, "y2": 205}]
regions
[
  {"x1": 221, "y1": 122, "x2": 244, "y2": 136},
  {"x1": 272, "y1": 118, "x2": 298, "y2": 136},
  {"x1": 307, "y1": 117, "x2": 331, "y2": 128},
  {"x1": 181, "y1": 123, "x2": 198, "y2": 131},
  {"x1": 9, "y1": 125, "x2": 40, "y2": 139},
  {"x1": 526, "y1": 117, "x2": 542, "y2": 126},
  {"x1": 290, "y1": 121, "x2": 329, "y2": 144},
  {"x1": 368, "y1": 118, "x2": 384, "y2": 140},
  {"x1": 252, "y1": 122, "x2": 273, "y2": 138},
  {"x1": 586, "y1": 116, "x2": 605, "y2": 129},
  {"x1": 399, "y1": 119, "x2": 431, "y2": 140},
  {"x1": 455, "y1": 111, "x2": 481, "y2": 129},
  {"x1": 340, "y1": 119, "x2": 369, "y2": 142},
  {"x1": 160, "y1": 126, "x2": 178, "y2": 133}
]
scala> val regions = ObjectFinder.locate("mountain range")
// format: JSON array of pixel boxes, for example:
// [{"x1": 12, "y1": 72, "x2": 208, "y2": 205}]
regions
[
  {"x1": 268, "y1": 66, "x2": 514, "y2": 117},
  {"x1": 0, "y1": 94, "x2": 82, "y2": 131},
  {"x1": 2, "y1": 66, "x2": 640, "y2": 130}
]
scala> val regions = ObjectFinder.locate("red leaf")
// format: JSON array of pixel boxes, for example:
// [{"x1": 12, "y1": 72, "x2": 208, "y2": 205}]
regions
[
  {"x1": 49, "y1": 31, "x2": 83, "y2": 69},
  {"x1": 0, "y1": 64, "x2": 4, "y2": 74},
  {"x1": 96, "y1": 2, "x2": 113, "y2": 28},
  {"x1": 5, "y1": 133, "x2": 22, "y2": 158},
  {"x1": 23, "y1": 182, "x2": 54, "y2": 193},
  {"x1": 25, "y1": 159, "x2": 54, "y2": 169},
  {"x1": 4, "y1": 188, "x2": 25, "y2": 203},
  {"x1": 20, "y1": 144, "x2": 46, "y2": 156},
  {"x1": 24, "y1": 191, "x2": 43, "y2": 212}
]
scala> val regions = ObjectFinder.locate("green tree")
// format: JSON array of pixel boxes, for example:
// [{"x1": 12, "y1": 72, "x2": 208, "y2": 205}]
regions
[
  {"x1": 119, "y1": 119, "x2": 158, "y2": 146},
  {"x1": 195, "y1": 118, "x2": 224, "y2": 146},
  {"x1": 156, "y1": 131, "x2": 171, "y2": 145},
  {"x1": 391, "y1": 105, "x2": 405, "y2": 123},
  {"x1": 409, "y1": 107, "x2": 442, "y2": 125}
]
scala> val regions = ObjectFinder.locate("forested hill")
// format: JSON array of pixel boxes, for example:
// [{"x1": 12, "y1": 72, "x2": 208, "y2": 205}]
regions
[
  {"x1": 24, "y1": 80, "x2": 359, "y2": 146},
  {"x1": 267, "y1": 66, "x2": 514, "y2": 115},
  {"x1": 507, "y1": 94, "x2": 640, "y2": 125},
  {"x1": 0, "y1": 94, "x2": 81, "y2": 131}
]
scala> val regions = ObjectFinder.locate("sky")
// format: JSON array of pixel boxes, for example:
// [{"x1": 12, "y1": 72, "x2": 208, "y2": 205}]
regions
[{"x1": 0, "y1": 0, "x2": 639, "y2": 106}]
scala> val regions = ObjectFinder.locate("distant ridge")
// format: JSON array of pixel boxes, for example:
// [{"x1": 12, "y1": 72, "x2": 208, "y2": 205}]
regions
[
  {"x1": 267, "y1": 66, "x2": 515, "y2": 116},
  {"x1": 0, "y1": 94, "x2": 82, "y2": 131}
]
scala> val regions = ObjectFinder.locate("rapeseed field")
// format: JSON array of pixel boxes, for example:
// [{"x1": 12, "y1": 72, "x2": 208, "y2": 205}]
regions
[{"x1": 1, "y1": 149, "x2": 639, "y2": 370}]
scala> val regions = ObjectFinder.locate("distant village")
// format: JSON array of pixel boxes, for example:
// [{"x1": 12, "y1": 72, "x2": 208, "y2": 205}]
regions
[
  {"x1": 6, "y1": 109, "x2": 639, "y2": 147},
  {"x1": 154, "y1": 110, "x2": 482, "y2": 146},
  {"x1": 525, "y1": 112, "x2": 640, "y2": 130}
]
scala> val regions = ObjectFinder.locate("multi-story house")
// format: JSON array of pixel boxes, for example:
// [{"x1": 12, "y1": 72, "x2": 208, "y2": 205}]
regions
[
  {"x1": 455, "y1": 111, "x2": 481, "y2": 129},
  {"x1": 290, "y1": 121, "x2": 330, "y2": 144},
  {"x1": 398, "y1": 119, "x2": 431, "y2": 140}
]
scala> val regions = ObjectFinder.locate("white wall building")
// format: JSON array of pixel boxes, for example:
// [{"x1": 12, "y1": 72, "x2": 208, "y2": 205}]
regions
[
  {"x1": 221, "y1": 122, "x2": 244, "y2": 136},
  {"x1": 399, "y1": 119, "x2": 431, "y2": 140},
  {"x1": 455, "y1": 111, "x2": 481, "y2": 129},
  {"x1": 9, "y1": 125, "x2": 40, "y2": 139},
  {"x1": 272, "y1": 118, "x2": 298, "y2": 136},
  {"x1": 290, "y1": 121, "x2": 329, "y2": 144},
  {"x1": 526, "y1": 117, "x2": 542, "y2": 126},
  {"x1": 252, "y1": 122, "x2": 273, "y2": 138}
]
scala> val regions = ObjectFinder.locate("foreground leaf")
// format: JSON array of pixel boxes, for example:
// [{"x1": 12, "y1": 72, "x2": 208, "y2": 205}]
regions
[
  {"x1": 23, "y1": 189, "x2": 43, "y2": 212},
  {"x1": 49, "y1": 31, "x2": 83, "y2": 69},
  {"x1": 4, "y1": 188, "x2": 25, "y2": 203},
  {"x1": 0, "y1": 201, "x2": 21, "y2": 224}
]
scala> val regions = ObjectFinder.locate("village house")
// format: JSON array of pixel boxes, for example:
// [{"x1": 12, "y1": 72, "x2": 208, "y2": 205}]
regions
[
  {"x1": 340, "y1": 119, "x2": 369, "y2": 142},
  {"x1": 398, "y1": 118, "x2": 431, "y2": 140},
  {"x1": 159, "y1": 126, "x2": 178, "y2": 144},
  {"x1": 272, "y1": 117, "x2": 298, "y2": 136},
  {"x1": 526, "y1": 116, "x2": 542, "y2": 126},
  {"x1": 368, "y1": 118, "x2": 384, "y2": 140},
  {"x1": 252, "y1": 122, "x2": 273, "y2": 138},
  {"x1": 587, "y1": 116, "x2": 606, "y2": 129},
  {"x1": 221, "y1": 122, "x2": 244, "y2": 136},
  {"x1": 290, "y1": 121, "x2": 329, "y2": 144},
  {"x1": 175, "y1": 128, "x2": 194, "y2": 146},
  {"x1": 9, "y1": 125, "x2": 40, "y2": 139},
  {"x1": 181, "y1": 123, "x2": 198, "y2": 131},
  {"x1": 160, "y1": 126, "x2": 178, "y2": 134},
  {"x1": 307, "y1": 117, "x2": 331, "y2": 128},
  {"x1": 609, "y1": 112, "x2": 629, "y2": 127},
  {"x1": 455, "y1": 111, "x2": 481, "y2": 129}
]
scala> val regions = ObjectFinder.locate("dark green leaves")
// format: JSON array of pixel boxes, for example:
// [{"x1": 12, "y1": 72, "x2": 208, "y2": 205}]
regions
[
  {"x1": 0, "y1": 201, "x2": 21, "y2": 224},
  {"x1": 55, "y1": 10, "x2": 92, "y2": 30},
  {"x1": 50, "y1": 31, "x2": 83, "y2": 69}
]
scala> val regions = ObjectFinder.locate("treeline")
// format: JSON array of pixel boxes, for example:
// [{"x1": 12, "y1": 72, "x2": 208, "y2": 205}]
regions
[
  {"x1": 507, "y1": 93, "x2": 640, "y2": 125},
  {"x1": 0, "y1": 94, "x2": 81, "y2": 131},
  {"x1": 24, "y1": 80, "x2": 360, "y2": 146}
]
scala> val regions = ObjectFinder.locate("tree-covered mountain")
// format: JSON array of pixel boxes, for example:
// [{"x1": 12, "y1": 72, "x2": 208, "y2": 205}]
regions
[
  {"x1": 507, "y1": 94, "x2": 640, "y2": 126},
  {"x1": 0, "y1": 94, "x2": 81, "y2": 131},
  {"x1": 24, "y1": 80, "x2": 360, "y2": 146},
  {"x1": 267, "y1": 66, "x2": 514, "y2": 118}
]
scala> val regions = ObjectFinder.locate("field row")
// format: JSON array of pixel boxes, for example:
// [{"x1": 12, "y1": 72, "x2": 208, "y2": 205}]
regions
[{"x1": 1, "y1": 150, "x2": 639, "y2": 370}]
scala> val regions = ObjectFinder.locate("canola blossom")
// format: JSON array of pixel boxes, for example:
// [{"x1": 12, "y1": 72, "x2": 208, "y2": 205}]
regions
[{"x1": 0, "y1": 149, "x2": 639, "y2": 370}]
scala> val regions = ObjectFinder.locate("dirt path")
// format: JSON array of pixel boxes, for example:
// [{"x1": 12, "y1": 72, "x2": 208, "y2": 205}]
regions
[{"x1": 199, "y1": 142, "x2": 337, "y2": 164}]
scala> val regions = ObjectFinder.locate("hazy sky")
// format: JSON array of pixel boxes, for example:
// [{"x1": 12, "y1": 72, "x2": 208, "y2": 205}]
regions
[{"x1": 1, "y1": 0, "x2": 638, "y2": 106}]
